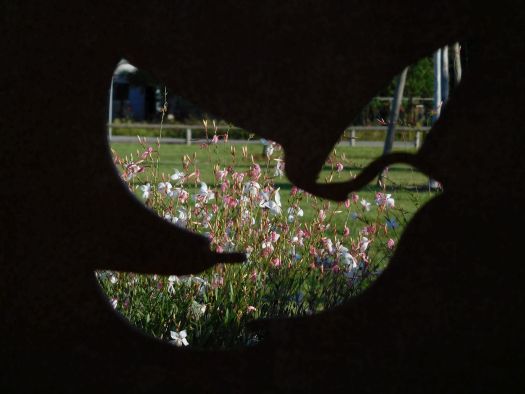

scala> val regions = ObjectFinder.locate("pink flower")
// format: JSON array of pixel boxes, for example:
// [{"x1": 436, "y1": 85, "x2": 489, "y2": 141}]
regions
[
  {"x1": 262, "y1": 247, "x2": 273, "y2": 258},
  {"x1": 247, "y1": 306, "x2": 257, "y2": 313},
  {"x1": 141, "y1": 146, "x2": 153, "y2": 159},
  {"x1": 211, "y1": 134, "x2": 219, "y2": 144},
  {"x1": 250, "y1": 164, "x2": 261, "y2": 181},
  {"x1": 271, "y1": 258, "x2": 281, "y2": 267},
  {"x1": 344, "y1": 199, "x2": 351, "y2": 208},
  {"x1": 351, "y1": 193, "x2": 359, "y2": 203},
  {"x1": 387, "y1": 238, "x2": 395, "y2": 250},
  {"x1": 215, "y1": 169, "x2": 227, "y2": 182},
  {"x1": 270, "y1": 231, "x2": 280, "y2": 243},
  {"x1": 336, "y1": 162, "x2": 344, "y2": 173},
  {"x1": 377, "y1": 117, "x2": 388, "y2": 126},
  {"x1": 220, "y1": 180, "x2": 230, "y2": 193},
  {"x1": 250, "y1": 269, "x2": 258, "y2": 282},
  {"x1": 318, "y1": 209, "x2": 326, "y2": 222},
  {"x1": 223, "y1": 195, "x2": 235, "y2": 208},
  {"x1": 232, "y1": 172, "x2": 245, "y2": 184},
  {"x1": 178, "y1": 190, "x2": 189, "y2": 203},
  {"x1": 211, "y1": 275, "x2": 224, "y2": 289},
  {"x1": 309, "y1": 245, "x2": 317, "y2": 256},
  {"x1": 291, "y1": 186, "x2": 299, "y2": 196},
  {"x1": 343, "y1": 225, "x2": 350, "y2": 237},
  {"x1": 123, "y1": 163, "x2": 144, "y2": 180}
]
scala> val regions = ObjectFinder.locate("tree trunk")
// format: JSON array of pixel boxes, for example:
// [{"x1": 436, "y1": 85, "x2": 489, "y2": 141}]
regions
[{"x1": 377, "y1": 67, "x2": 409, "y2": 188}]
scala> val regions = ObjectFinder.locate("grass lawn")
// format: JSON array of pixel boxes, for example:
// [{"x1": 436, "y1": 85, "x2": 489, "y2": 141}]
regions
[{"x1": 111, "y1": 141, "x2": 437, "y2": 235}]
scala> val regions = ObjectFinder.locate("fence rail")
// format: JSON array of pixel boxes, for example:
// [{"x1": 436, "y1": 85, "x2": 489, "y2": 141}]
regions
[{"x1": 108, "y1": 124, "x2": 431, "y2": 148}]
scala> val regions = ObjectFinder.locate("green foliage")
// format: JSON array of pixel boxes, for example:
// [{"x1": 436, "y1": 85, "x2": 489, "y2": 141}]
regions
[{"x1": 378, "y1": 56, "x2": 434, "y2": 98}]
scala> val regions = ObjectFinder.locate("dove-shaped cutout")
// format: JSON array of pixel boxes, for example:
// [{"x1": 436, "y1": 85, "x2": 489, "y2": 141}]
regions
[
  {"x1": 103, "y1": 56, "x2": 442, "y2": 348},
  {"x1": 6, "y1": 1, "x2": 522, "y2": 392}
]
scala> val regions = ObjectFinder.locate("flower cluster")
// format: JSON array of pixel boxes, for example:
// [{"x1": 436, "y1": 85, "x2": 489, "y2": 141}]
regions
[{"x1": 103, "y1": 137, "x2": 403, "y2": 349}]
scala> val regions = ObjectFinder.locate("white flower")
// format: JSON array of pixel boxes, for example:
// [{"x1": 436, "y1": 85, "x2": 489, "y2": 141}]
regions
[
  {"x1": 375, "y1": 192, "x2": 394, "y2": 208},
  {"x1": 170, "y1": 169, "x2": 185, "y2": 183},
  {"x1": 287, "y1": 206, "x2": 304, "y2": 222},
  {"x1": 110, "y1": 275, "x2": 118, "y2": 284},
  {"x1": 241, "y1": 209, "x2": 256, "y2": 225},
  {"x1": 265, "y1": 144, "x2": 274, "y2": 158},
  {"x1": 110, "y1": 298, "x2": 118, "y2": 309},
  {"x1": 360, "y1": 199, "x2": 371, "y2": 211},
  {"x1": 167, "y1": 275, "x2": 180, "y2": 293},
  {"x1": 261, "y1": 241, "x2": 274, "y2": 253},
  {"x1": 259, "y1": 188, "x2": 281, "y2": 215},
  {"x1": 140, "y1": 183, "x2": 151, "y2": 199},
  {"x1": 168, "y1": 187, "x2": 183, "y2": 199},
  {"x1": 194, "y1": 182, "x2": 215, "y2": 202},
  {"x1": 191, "y1": 301, "x2": 207, "y2": 319},
  {"x1": 158, "y1": 182, "x2": 173, "y2": 195},
  {"x1": 170, "y1": 330, "x2": 189, "y2": 346},
  {"x1": 243, "y1": 181, "x2": 261, "y2": 199},
  {"x1": 385, "y1": 194, "x2": 395, "y2": 209},
  {"x1": 345, "y1": 261, "x2": 361, "y2": 281},
  {"x1": 274, "y1": 159, "x2": 285, "y2": 177},
  {"x1": 164, "y1": 208, "x2": 188, "y2": 228},
  {"x1": 360, "y1": 237, "x2": 370, "y2": 253},
  {"x1": 201, "y1": 212, "x2": 213, "y2": 228},
  {"x1": 323, "y1": 238, "x2": 334, "y2": 254},
  {"x1": 341, "y1": 252, "x2": 357, "y2": 267}
]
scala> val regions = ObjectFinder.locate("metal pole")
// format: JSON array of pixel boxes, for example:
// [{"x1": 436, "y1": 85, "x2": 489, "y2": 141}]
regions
[
  {"x1": 108, "y1": 76, "x2": 114, "y2": 139},
  {"x1": 350, "y1": 129, "x2": 356, "y2": 147},
  {"x1": 442, "y1": 46, "x2": 450, "y2": 103},
  {"x1": 429, "y1": 49, "x2": 443, "y2": 189},
  {"x1": 186, "y1": 128, "x2": 192, "y2": 145},
  {"x1": 433, "y1": 48, "x2": 442, "y2": 121}
]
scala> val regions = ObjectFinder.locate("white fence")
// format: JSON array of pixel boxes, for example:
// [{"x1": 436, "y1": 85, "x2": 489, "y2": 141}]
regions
[{"x1": 108, "y1": 124, "x2": 431, "y2": 149}]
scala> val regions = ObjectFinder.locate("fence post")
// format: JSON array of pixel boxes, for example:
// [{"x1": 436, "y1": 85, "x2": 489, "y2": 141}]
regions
[
  {"x1": 186, "y1": 128, "x2": 192, "y2": 145},
  {"x1": 350, "y1": 129, "x2": 356, "y2": 147},
  {"x1": 415, "y1": 131, "x2": 421, "y2": 149}
]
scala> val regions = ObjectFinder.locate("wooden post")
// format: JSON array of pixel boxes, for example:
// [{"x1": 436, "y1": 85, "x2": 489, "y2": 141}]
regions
[
  {"x1": 186, "y1": 128, "x2": 192, "y2": 145},
  {"x1": 350, "y1": 128, "x2": 356, "y2": 147},
  {"x1": 378, "y1": 67, "x2": 409, "y2": 188},
  {"x1": 415, "y1": 131, "x2": 421, "y2": 149}
]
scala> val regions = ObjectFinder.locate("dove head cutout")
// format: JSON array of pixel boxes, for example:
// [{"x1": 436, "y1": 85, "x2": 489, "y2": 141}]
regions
[{"x1": 2, "y1": 1, "x2": 525, "y2": 392}]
